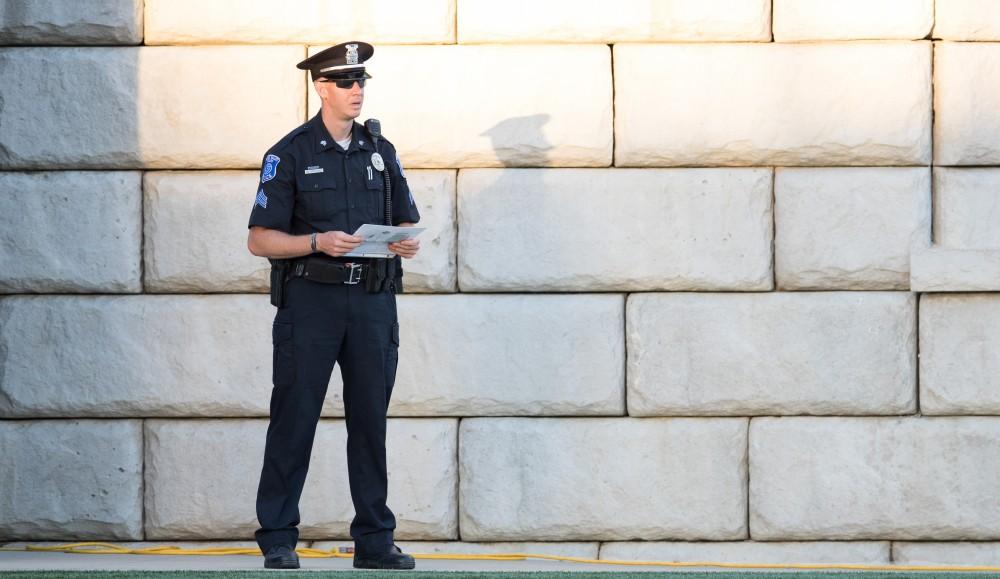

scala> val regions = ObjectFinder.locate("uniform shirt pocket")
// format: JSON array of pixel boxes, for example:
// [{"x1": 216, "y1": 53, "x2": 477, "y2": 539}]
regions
[
  {"x1": 296, "y1": 171, "x2": 345, "y2": 221},
  {"x1": 366, "y1": 168, "x2": 387, "y2": 214}
]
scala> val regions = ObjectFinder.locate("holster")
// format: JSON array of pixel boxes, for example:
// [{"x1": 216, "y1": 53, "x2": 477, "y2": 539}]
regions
[
  {"x1": 365, "y1": 258, "x2": 387, "y2": 293},
  {"x1": 363, "y1": 255, "x2": 404, "y2": 293},
  {"x1": 268, "y1": 258, "x2": 290, "y2": 308},
  {"x1": 391, "y1": 255, "x2": 403, "y2": 293}
]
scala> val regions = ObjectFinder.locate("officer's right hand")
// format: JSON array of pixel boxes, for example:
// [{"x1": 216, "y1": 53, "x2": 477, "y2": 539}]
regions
[{"x1": 317, "y1": 231, "x2": 363, "y2": 257}]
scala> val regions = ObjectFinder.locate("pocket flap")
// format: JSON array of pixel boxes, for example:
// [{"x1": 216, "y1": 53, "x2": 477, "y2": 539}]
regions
[
  {"x1": 272, "y1": 321, "x2": 293, "y2": 344},
  {"x1": 297, "y1": 170, "x2": 337, "y2": 191},
  {"x1": 366, "y1": 170, "x2": 385, "y2": 190}
]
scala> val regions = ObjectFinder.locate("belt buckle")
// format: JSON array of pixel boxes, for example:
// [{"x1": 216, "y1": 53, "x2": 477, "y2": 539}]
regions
[{"x1": 344, "y1": 262, "x2": 363, "y2": 285}]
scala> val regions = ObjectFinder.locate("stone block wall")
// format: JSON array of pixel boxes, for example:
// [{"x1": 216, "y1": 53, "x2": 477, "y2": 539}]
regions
[{"x1": 2, "y1": 0, "x2": 1000, "y2": 567}]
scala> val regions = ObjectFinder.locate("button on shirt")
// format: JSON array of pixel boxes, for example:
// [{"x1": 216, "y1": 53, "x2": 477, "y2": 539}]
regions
[{"x1": 248, "y1": 113, "x2": 420, "y2": 240}]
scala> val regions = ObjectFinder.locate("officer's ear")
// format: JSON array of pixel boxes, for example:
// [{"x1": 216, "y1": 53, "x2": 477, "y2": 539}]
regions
[{"x1": 313, "y1": 79, "x2": 328, "y2": 101}]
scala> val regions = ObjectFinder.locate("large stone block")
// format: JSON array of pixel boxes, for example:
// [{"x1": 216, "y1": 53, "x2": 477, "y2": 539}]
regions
[
  {"x1": 910, "y1": 247, "x2": 1000, "y2": 292},
  {"x1": 615, "y1": 42, "x2": 931, "y2": 166},
  {"x1": 144, "y1": 171, "x2": 272, "y2": 293},
  {"x1": 457, "y1": 169, "x2": 773, "y2": 291},
  {"x1": 893, "y1": 542, "x2": 1000, "y2": 566},
  {"x1": 773, "y1": 0, "x2": 932, "y2": 41},
  {"x1": 600, "y1": 541, "x2": 889, "y2": 565},
  {"x1": 935, "y1": 42, "x2": 1000, "y2": 165},
  {"x1": 393, "y1": 295, "x2": 624, "y2": 416},
  {"x1": 0, "y1": 295, "x2": 276, "y2": 417},
  {"x1": 143, "y1": 170, "x2": 454, "y2": 293},
  {"x1": 919, "y1": 294, "x2": 1000, "y2": 415},
  {"x1": 627, "y1": 292, "x2": 917, "y2": 416},
  {"x1": 0, "y1": 0, "x2": 142, "y2": 44},
  {"x1": 145, "y1": 0, "x2": 454, "y2": 44},
  {"x1": 0, "y1": 48, "x2": 140, "y2": 169},
  {"x1": 934, "y1": 0, "x2": 1000, "y2": 40},
  {"x1": 137, "y1": 46, "x2": 305, "y2": 169},
  {"x1": 0, "y1": 171, "x2": 142, "y2": 293},
  {"x1": 774, "y1": 168, "x2": 930, "y2": 290},
  {"x1": 933, "y1": 168, "x2": 1000, "y2": 249},
  {"x1": 459, "y1": 418, "x2": 748, "y2": 541},
  {"x1": 0, "y1": 47, "x2": 304, "y2": 170},
  {"x1": 307, "y1": 45, "x2": 612, "y2": 168},
  {"x1": 394, "y1": 170, "x2": 457, "y2": 293},
  {"x1": 750, "y1": 417, "x2": 1000, "y2": 540},
  {"x1": 0, "y1": 420, "x2": 143, "y2": 540},
  {"x1": 457, "y1": 0, "x2": 769, "y2": 43},
  {"x1": 0, "y1": 294, "x2": 623, "y2": 418},
  {"x1": 144, "y1": 419, "x2": 457, "y2": 539}
]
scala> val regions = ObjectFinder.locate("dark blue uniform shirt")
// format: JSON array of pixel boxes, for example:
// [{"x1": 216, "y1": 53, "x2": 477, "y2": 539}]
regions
[{"x1": 248, "y1": 113, "x2": 420, "y2": 247}]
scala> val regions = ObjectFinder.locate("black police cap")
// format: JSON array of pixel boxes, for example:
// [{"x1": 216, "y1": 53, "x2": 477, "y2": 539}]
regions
[{"x1": 297, "y1": 41, "x2": 374, "y2": 81}]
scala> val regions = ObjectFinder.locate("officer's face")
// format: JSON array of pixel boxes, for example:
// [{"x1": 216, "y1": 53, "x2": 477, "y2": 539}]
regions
[{"x1": 316, "y1": 78, "x2": 365, "y2": 121}]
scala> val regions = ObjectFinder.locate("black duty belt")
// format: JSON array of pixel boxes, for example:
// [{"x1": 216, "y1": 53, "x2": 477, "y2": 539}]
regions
[{"x1": 290, "y1": 256, "x2": 367, "y2": 285}]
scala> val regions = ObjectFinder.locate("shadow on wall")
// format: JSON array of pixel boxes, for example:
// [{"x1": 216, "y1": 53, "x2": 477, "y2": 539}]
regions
[
  {"x1": 0, "y1": 46, "x2": 140, "y2": 169},
  {"x1": 0, "y1": 46, "x2": 143, "y2": 298},
  {"x1": 481, "y1": 113, "x2": 552, "y2": 168},
  {"x1": 460, "y1": 113, "x2": 584, "y2": 292}
]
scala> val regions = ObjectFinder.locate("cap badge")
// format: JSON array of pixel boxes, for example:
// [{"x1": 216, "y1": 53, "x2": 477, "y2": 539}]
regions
[{"x1": 346, "y1": 43, "x2": 359, "y2": 65}]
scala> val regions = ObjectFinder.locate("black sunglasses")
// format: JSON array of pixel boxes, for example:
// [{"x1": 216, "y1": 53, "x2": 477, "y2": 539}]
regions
[{"x1": 319, "y1": 78, "x2": 366, "y2": 89}]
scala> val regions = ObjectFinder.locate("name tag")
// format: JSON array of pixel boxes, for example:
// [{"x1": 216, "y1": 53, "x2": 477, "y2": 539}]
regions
[{"x1": 304, "y1": 166, "x2": 324, "y2": 175}]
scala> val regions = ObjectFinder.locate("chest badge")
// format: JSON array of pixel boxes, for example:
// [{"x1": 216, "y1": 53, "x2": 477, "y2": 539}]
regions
[{"x1": 370, "y1": 152, "x2": 385, "y2": 172}]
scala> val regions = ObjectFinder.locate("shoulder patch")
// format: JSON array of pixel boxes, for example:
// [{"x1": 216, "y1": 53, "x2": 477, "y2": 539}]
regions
[{"x1": 261, "y1": 154, "x2": 280, "y2": 183}]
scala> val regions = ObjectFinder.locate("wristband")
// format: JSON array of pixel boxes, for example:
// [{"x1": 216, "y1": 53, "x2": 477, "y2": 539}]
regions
[{"x1": 310, "y1": 232, "x2": 318, "y2": 252}]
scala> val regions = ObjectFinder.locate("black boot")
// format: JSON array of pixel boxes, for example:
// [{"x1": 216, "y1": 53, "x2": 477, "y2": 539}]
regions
[
  {"x1": 263, "y1": 544, "x2": 300, "y2": 569},
  {"x1": 353, "y1": 544, "x2": 416, "y2": 570}
]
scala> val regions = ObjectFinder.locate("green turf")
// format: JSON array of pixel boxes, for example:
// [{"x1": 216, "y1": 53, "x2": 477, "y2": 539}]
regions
[{"x1": 3, "y1": 571, "x2": 999, "y2": 578}]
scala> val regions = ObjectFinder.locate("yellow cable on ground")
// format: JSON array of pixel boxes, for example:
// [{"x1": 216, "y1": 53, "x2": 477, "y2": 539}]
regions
[{"x1": 2, "y1": 542, "x2": 1000, "y2": 573}]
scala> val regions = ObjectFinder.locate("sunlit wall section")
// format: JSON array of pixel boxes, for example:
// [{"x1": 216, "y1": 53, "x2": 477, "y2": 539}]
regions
[{"x1": 2, "y1": 0, "x2": 1000, "y2": 566}]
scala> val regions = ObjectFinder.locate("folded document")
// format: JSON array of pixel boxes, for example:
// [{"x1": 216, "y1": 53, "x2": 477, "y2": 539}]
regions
[{"x1": 343, "y1": 224, "x2": 425, "y2": 258}]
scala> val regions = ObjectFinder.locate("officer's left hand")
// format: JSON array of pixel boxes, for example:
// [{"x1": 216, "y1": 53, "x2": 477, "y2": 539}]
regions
[{"x1": 388, "y1": 238, "x2": 420, "y2": 259}]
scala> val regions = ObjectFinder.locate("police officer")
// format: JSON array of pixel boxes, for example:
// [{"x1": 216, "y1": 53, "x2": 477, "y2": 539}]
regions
[{"x1": 247, "y1": 41, "x2": 420, "y2": 571}]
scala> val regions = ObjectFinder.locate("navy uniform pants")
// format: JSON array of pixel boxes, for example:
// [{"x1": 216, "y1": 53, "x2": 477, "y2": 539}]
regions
[{"x1": 254, "y1": 274, "x2": 400, "y2": 555}]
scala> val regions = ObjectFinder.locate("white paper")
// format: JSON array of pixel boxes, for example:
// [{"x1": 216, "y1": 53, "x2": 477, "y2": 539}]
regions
[{"x1": 343, "y1": 224, "x2": 426, "y2": 258}]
